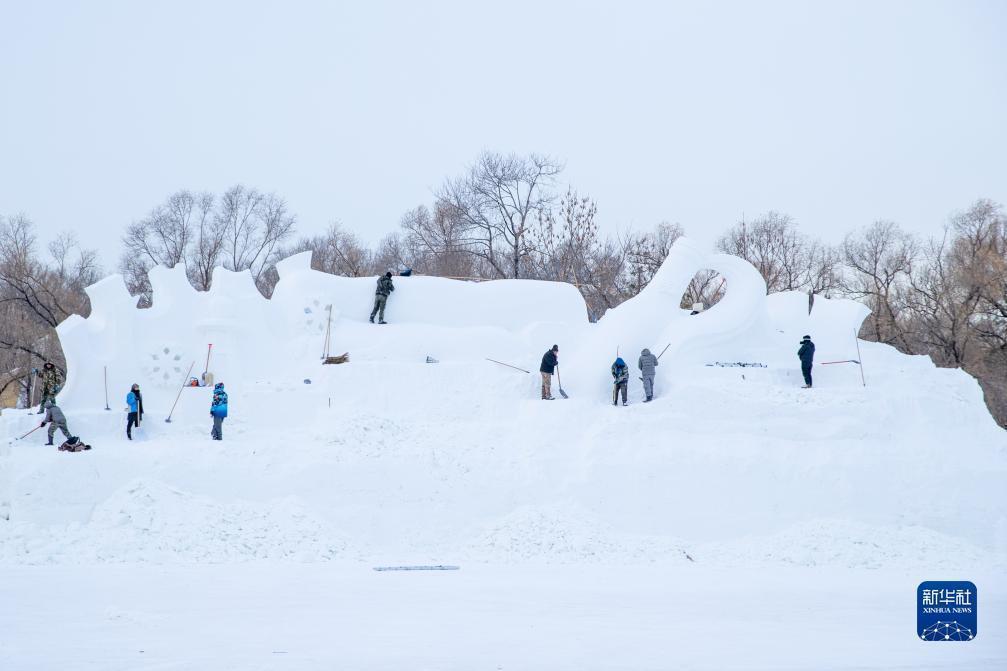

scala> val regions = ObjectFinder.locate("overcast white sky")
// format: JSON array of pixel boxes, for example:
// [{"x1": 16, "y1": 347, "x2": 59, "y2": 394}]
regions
[{"x1": 1, "y1": 0, "x2": 1005, "y2": 269}]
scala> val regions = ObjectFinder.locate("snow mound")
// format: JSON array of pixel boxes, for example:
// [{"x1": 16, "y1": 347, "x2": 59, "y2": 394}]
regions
[
  {"x1": 0, "y1": 479, "x2": 346, "y2": 564},
  {"x1": 463, "y1": 502, "x2": 692, "y2": 564}
]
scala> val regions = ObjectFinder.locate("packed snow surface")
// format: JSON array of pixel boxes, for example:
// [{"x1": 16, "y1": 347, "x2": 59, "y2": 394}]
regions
[{"x1": 1, "y1": 237, "x2": 1005, "y2": 668}]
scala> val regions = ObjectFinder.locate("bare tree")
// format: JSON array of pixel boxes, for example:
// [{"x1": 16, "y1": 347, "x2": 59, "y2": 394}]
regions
[
  {"x1": 437, "y1": 151, "x2": 562, "y2": 278},
  {"x1": 120, "y1": 190, "x2": 213, "y2": 300},
  {"x1": 185, "y1": 192, "x2": 222, "y2": 291},
  {"x1": 533, "y1": 189, "x2": 622, "y2": 319},
  {"x1": 625, "y1": 222, "x2": 685, "y2": 294},
  {"x1": 399, "y1": 204, "x2": 476, "y2": 278},
  {"x1": 905, "y1": 228, "x2": 983, "y2": 368},
  {"x1": 119, "y1": 186, "x2": 295, "y2": 300},
  {"x1": 216, "y1": 186, "x2": 296, "y2": 293},
  {"x1": 717, "y1": 212, "x2": 835, "y2": 295},
  {"x1": 286, "y1": 223, "x2": 375, "y2": 277},
  {"x1": 0, "y1": 214, "x2": 100, "y2": 406},
  {"x1": 839, "y1": 220, "x2": 917, "y2": 347}
]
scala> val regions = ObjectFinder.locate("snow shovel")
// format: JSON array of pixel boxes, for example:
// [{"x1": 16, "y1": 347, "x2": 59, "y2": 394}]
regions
[
  {"x1": 165, "y1": 361, "x2": 195, "y2": 423},
  {"x1": 10, "y1": 424, "x2": 43, "y2": 445},
  {"x1": 555, "y1": 365, "x2": 569, "y2": 399}
]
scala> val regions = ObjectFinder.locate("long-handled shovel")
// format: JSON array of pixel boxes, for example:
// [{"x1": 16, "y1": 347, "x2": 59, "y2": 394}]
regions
[
  {"x1": 485, "y1": 358, "x2": 530, "y2": 374},
  {"x1": 555, "y1": 365, "x2": 569, "y2": 399},
  {"x1": 166, "y1": 361, "x2": 195, "y2": 423},
  {"x1": 11, "y1": 424, "x2": 43, "y2": 444}
]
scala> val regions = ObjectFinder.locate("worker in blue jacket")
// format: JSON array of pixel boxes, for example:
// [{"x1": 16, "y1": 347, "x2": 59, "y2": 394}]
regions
[
  {"x1": 126, "y1": 383, "x2": 144, "y2": 440},
  {"x1": 210, "y1": 382, "x2": 228, "y2": 440}
]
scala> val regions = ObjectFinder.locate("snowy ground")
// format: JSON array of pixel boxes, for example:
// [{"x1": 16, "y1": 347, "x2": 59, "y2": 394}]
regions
[{"x1": 3, "y1": 564, "x2": 1004, "y2": 670}]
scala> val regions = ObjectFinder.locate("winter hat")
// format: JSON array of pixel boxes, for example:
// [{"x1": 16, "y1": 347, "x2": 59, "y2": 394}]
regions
[
  {"x1": 802, "y1": 335, "x2": 811, "y2": 341},
  {"x1": 551, "y1": 344, "x2": 559, "y2": 351},
  {"x1": 615, "y1": 357, "x2": 625, "y2": 367},
  {"x1": 214, "y1": 382, "x2": 224, "y2": 390},
  {"x1": 385, "y1": 271, "x2": 392, "y2": 278}
]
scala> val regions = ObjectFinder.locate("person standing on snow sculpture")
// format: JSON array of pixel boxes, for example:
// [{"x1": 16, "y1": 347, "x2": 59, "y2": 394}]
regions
[
  {"x1": 638, "y1": 348, "x2": 659, "y2": 402},
  {"x1": 369, "y1": 271, "x2": 395, "y2": 324},
  {"x1": 798, "y1": 334, "x2": 815, "y2": 388},
  {"x1": 611, "y1": 357, "x2": 629, "y2": 406},
  {"x1": 210, "y1": 382, "x2": 228, "y2": 440},
  {"x1": 34, "y1": 361, "x2": 63, "y2": 414},
  {"x1": 539, "y1": 345, "x2": 559, "y2": 400},
  {"x1": 40, "y1": 400, "x2": 71, "y2": 446},
  {"x1": 126, "y1": 383, "x2": 144, "y2": 440}
]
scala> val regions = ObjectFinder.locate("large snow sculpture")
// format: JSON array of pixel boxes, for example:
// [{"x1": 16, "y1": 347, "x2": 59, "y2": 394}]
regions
[{"x1": 54, "y1": 239, "x2": 870, "y2": 413}]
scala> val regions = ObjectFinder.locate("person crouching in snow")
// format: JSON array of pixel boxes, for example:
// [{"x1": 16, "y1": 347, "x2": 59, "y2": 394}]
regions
[
  {"x1": 369, "y1": 271, "x2": 395, "y2": 324},
  {"x1": 798, "y1": 335, "x2": 815, "y2": 388},
  {"x1": 40, "y1": 400, "x2": 71, "y2": 445},
  {"x1": 126, "y1": 383, "x2": 143, "y2": 440},
  {"x1": 611, "y1": 357, "x2": 629, "y2": 406},
  {"x1": 540, "y1": 344, "x2": 559, "y2": 400},
  {"x1": 638, "y1": 348, "x2": 658, "y2": 402},
  {"x1": 210, "y1": 382, "x2": 228, "y2": 440}
]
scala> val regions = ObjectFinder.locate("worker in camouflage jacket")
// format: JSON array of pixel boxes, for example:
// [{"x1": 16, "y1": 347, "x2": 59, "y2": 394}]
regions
[
  {"x1": 611, "y1": 357, "x2": 629, "y2": 406},
  {"x1": 35, "y1": 362, "x2": 63, "y2": 414},
  {"x1": 210, "y1": 382, "x2": 228, "y2": 440},
  {"x1": 369, "y1": 272, "x2": 395, "y2": 324},
  {"x1": 40, "y1": 400, "x2": 71, "y2": 445}
]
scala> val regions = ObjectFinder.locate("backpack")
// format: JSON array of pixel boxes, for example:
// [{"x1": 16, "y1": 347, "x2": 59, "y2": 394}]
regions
[{"x1": 58, "y1": 436, "x2": 92, "y2": 452}]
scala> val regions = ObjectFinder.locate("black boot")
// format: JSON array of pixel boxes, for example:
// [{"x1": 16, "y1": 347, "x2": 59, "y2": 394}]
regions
[
  {"x1": 45, "y1": 439, "x2": 53, "y2": 446},
  {"x1": 369, "y1": 316, "x2": 375, "y2": 323}
]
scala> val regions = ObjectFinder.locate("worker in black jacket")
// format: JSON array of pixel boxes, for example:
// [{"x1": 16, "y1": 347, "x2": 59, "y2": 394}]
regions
[
  {"x1": 539, "y1": 345, "x2": 559, "y2": 400},
  {"x1": 798, "y1": 335, "x2": 815, "y2": 388}
]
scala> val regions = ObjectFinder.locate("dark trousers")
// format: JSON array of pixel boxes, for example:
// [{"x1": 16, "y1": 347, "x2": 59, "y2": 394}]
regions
[
  {"x1": 801, "y1": 362, "x2": 813, "y2": 386},
  {"x1": 613, "y1": 381, "x2": 628, "y2": 404},
  {"x1": 127, "y1": 411, "x2": 138, "y2": 439}
]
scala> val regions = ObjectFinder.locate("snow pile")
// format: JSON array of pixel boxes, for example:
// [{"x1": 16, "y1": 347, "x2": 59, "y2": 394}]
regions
[
  {"x1": 0, "y1": 479, "x2": 345, "y2": 564},
  {"x1": 1, "y1": 237, "x2": 1005, "y2": 569}
]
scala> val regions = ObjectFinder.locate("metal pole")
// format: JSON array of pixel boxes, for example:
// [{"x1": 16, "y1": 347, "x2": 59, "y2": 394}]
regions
[
  {"x1": 322, "y1": 305, "x2": 332, "y2": 359},
  {"x1": 103, "y1": 366, "x2": 110, "y2": 410},
  {"x1": 854, "y1": 330, "x2": 866, "y2": 387},
  {"x1": 166, "y1": 361, "x2": 195, "y2": 423},
  {"x1": 485, "y1": 358, "x2": 530, "y2": 374}
]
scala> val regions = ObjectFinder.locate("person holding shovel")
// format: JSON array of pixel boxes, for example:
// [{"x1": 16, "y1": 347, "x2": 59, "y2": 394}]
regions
[
  {"x1": 40, "y1": 400, "x2": 71, "y2": 446},
  {"x1": 539, "y1": 345, "x2": 559, "y2": 400},
  {"x1": 611, "y1": 357, "x2": 629, "y2": 406},
  {"x1": 638, "y1": 348, "x2": 659, "y2": 402}
]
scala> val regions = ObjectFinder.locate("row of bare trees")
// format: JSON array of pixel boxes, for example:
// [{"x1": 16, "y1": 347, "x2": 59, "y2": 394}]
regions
[{"x1": 120, "y1": 185, "x2": 296, "y2": 302}]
